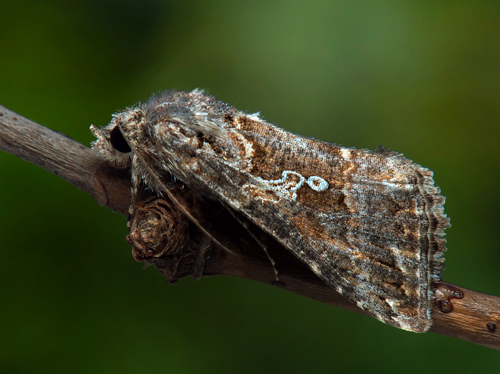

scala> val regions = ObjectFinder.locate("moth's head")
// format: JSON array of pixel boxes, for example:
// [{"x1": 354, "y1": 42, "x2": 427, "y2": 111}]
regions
[{"x1": 90, "y1": 109, "x2": 143, "y2": 168}]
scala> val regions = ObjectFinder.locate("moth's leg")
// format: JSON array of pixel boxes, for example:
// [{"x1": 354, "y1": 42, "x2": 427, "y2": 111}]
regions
[
  {"x1": 226, "y1": 208, "x2": 280, "y2": 283},
  {"x1": 127, "y1": 183, "x2": 140, "y2": 225},
  {"x1": 192, "y1": 238, "x2": 211, "y2": 281},
  {"x1": 166, "y1": 257, "x2": 182, "y2": 284}
]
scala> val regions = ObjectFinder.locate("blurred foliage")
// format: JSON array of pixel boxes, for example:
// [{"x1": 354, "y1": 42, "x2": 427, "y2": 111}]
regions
[{"x1": 1, "y1": 1, "x2": 500, "y2": 372}]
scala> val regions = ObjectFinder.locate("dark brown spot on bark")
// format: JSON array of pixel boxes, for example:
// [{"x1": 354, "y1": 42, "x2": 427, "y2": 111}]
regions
[
  {"x1": 436, "y1": 299, "x2": 454, "y2": 313},
  {"x1": 434, "y1": 282, "x2": 464, "y2": 313},
  {"x1": 487, "y1": 322, "x2": 496, "y2": 333}
]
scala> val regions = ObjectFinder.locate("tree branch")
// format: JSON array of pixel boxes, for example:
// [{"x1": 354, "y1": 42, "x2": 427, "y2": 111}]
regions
[
  {"x1": 0, "y1": 106, "x2": 131, "y2": 214},
  {"x1": 1, "y1": 104, "x2": 499, "y2": 350}
]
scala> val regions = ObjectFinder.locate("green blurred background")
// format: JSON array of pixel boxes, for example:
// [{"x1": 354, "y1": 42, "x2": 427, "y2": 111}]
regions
[{"x1": 1, "y1": 0, "x2": 500, "y2": 372}]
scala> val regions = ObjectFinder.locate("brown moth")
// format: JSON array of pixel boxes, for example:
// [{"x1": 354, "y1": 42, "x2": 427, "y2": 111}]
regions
[{"x1": 91, "y1": 89, "x2": 449, "y2": 332}]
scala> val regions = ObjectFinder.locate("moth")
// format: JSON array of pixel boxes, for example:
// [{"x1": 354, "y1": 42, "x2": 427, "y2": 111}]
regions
[{"x1": 91, "y1": 89, "x2": 450, "y2": 332}]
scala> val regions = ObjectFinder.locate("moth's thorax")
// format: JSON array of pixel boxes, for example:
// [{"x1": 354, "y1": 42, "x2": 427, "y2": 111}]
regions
[{"x1": 116, "y1": 95, "x2": 257, "y2": 184}]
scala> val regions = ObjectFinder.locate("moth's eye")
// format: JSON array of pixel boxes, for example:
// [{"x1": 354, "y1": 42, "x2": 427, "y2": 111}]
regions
[{"x1": 110, "y1": 126, "x2": 132, "y2": 153}]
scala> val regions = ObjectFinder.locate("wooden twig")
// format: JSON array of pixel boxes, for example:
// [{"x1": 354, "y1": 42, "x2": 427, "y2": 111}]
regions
[
  {"x1": 0, "y1": 106, "x2": 131, "y2": 214},
  {"x1": 1, "y1": 104, "x2": 499, "y2": 350}
]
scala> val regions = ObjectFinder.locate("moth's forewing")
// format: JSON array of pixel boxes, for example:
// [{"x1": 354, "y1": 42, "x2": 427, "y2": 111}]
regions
[{"x1": 116, "y1": 91, "x2": 449, "y2": 332}]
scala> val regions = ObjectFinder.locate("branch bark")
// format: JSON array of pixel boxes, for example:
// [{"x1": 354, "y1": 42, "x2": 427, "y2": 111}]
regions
[{"x1": 1, "y1": 104, "x2": 499, "y2": 350}]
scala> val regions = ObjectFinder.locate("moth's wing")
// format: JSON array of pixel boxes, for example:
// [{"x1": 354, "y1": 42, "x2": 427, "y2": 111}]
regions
[
  {"x1": 198, "y1": 136, "x2": 448, "y2": 332},
  {"x1": 128, "y1": 97, "x2": 449, "y2": 332}
]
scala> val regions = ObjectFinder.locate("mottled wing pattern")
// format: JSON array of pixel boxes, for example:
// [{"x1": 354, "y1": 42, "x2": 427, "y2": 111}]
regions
[
  {"x1": 96, "y1": 90, "x2": 449, "y2": 332},
  {"x1": 180, "y1": 117, "x2": 448, "y2": 332}
]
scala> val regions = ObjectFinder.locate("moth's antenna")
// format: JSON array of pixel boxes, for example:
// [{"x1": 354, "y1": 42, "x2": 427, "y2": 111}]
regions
[{"x1": 227, "y1": 207, "x2": 280, "y2": 283}]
